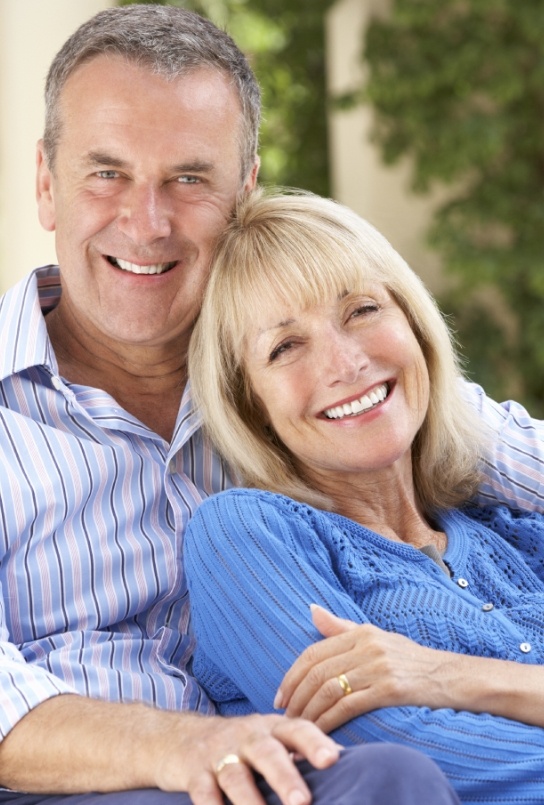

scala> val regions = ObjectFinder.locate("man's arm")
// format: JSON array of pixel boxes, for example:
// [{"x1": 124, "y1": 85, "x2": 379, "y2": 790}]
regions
[
  {"x1": 0, "y1": 694, "x2": 340, "y2": 805},
  {"x1": 464, "y1": 381, "x2": 544, "y2": 510}
]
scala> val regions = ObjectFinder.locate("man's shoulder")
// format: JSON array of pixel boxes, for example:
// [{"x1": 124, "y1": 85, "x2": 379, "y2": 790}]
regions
[{"x1": 0, "y1": 266, "x2": 59, "y2": 383}]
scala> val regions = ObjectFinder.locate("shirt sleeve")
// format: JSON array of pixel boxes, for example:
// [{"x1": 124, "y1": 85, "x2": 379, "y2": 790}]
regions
[
  {"x1": 0, "y1": 589, "x2": 77, "y2": 739},
  {"x1": 463, "y1": 381, "x2": 544, "y2": 511},
  {"x1": 184, "y1": 490, "x2": 544, "y2": 802}
]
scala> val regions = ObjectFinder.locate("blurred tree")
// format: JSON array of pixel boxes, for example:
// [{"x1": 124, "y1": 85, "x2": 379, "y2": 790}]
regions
[
  {"x1": 358, "y1": 0, "x2": 544, "y2": 413},
  {"x1": 119, "y1": 0, "x2": 334, "y2": 195}
]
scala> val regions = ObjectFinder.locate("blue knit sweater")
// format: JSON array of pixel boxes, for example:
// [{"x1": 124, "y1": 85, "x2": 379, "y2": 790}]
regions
[{"x1": 184, "y1": 490, "x2": 544, "y2": 803}]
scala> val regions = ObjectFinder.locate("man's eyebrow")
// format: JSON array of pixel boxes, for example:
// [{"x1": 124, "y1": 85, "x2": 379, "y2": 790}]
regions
[
  {"x1": 84, "y1": 152, "x2": 215, "y2": 174},
  {"x1": 86, "y1": 151, "x2": 129, "y2": 169},
  {"x1": 171, "y1": 160, "x2": 215, "y2": 174}
]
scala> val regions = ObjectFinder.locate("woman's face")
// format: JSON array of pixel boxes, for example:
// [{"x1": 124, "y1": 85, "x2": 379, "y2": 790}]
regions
[{"x1": 243, "y1": 283, "x2": 430, "y2": 490}]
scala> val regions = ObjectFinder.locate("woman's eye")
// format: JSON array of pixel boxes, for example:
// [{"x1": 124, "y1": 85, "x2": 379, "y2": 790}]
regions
[
  {"x1": 269, "y1": 341, "x2": 293, "y2": 362},
  {"x1": 350, "y1": 302, "x2": 379, "y2": 319}
]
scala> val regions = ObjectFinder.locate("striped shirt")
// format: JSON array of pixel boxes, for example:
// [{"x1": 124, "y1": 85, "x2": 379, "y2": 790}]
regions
[
  {"x1": 0, "y1": 266, "x2": 543, "y2": 740},
  {"x1": 0, "y1": 266, "x2": 233, "y2": 738}
]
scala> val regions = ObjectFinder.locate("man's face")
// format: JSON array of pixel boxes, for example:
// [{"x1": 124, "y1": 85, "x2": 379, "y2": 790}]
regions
[{"x1": 37, "y1": 55, "x2": 258, "y2": 350}]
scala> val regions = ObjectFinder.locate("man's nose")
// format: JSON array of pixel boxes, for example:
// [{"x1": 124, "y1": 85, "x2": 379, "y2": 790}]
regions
[{"x1": 116, "y1": 185, "x2": 172, "y2": 244}]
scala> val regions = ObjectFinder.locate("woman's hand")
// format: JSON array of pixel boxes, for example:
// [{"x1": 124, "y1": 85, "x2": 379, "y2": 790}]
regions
[{"x1": 274, "y1": 605, "x2": 461, "y2": 733}]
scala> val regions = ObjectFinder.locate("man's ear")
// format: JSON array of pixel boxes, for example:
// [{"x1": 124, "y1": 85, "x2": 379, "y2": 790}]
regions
[
  {"x1": 36, "y1": 139, "x2": 56, "y2": 232},
  {"x1": 244, "y1": 156, "x2": 260, "y2": 192}
]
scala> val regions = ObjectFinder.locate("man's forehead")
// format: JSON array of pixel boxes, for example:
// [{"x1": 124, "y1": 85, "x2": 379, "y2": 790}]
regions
[
  {"x1": 60, "y1": 54, "x2": 238, "y2": 107},
  {"x1": 55, "y1": 57, "x2": 243, "y2": 157}
]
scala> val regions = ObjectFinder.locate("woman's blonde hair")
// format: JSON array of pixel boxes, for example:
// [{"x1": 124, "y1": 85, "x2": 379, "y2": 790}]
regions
[{"x1": 189, "y1": 188, "x2": 486, "y2": 514}]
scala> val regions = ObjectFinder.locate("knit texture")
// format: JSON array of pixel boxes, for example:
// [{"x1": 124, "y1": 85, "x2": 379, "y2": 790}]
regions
[{"x1": 185, "y1": 489, "x2": 544, "y2": 803}]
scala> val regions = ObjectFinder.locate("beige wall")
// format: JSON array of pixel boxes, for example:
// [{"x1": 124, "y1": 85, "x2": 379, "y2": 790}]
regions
[
  {"x1": 0, "y1": 0, "x2": 114, "y2": 294},
  {"x1": 326, "y1": 0, "x2": 446, "y2": 293}
]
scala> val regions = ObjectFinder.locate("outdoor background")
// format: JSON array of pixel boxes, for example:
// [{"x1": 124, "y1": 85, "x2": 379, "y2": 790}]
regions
[{"x1": 1, "y1": 0, "x2": 542, "y2": 413}]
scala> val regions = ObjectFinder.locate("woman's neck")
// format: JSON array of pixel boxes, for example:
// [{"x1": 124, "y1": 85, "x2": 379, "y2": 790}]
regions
[{"x1": 306, "y1": 462, "x2": 445, "y2": 551}]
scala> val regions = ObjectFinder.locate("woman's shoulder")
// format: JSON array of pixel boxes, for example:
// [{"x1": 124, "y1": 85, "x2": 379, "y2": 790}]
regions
[
  {"x1": 194, "y1": 487, "x2": 321, "y2": 521},
  {"x1": 187, "y1": 488, "x2": 334, "y2": 553},
  {"x1": 457, "y1": 503, "x2": 544, "y2": 559},
  {"x1": 461, "y1": 502, "x2": 544, "y2": 530}
]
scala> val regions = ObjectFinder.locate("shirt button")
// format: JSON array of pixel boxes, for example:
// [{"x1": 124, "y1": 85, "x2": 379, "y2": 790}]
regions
[
  {"x1": 168, "y1": 459, "x2": 177, "y2": 475},
  {"x1": 482, "y1": 603, "x2": 494, "y2": 612},
  {"x1": 457, "y1": 578, "x2": 469, "y2": 588},
  {"x1": 51, "y1": 376, "x2": 63, "y2": 391},
  {"x1": 520, "y1": 643, "x2": 532, "y2": 654}
]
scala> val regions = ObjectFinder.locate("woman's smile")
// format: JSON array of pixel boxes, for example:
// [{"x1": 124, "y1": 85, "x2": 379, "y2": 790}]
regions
[{"x1": 321, "y1": 381, "x2": 391, "y2": 420}]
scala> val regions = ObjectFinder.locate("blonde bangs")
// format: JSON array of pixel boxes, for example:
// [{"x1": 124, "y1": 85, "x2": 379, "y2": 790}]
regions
[{"x1": 211, "y1": 192, "x2": 388, "y2": 363}]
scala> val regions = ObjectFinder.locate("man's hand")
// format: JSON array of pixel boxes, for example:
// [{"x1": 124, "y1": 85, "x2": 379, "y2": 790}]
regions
[
  {"x1": 0, "y1": 696, "x2": 340, "y2": 805},
  {"x1": 274, "y1": 605, "x2": 456, "y2": 733},
  {"x1": 165, "y1": 711, "x2": 341, "y2": 805}
]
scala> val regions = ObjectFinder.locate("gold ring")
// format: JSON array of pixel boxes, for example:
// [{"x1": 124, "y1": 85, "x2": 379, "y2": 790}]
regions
[
  {"x1": 337, "y1": 673, "x2": 352, "y2": 696},
  {"x1": 215, "y1": 753, "x2": 242, "y2": 775}
]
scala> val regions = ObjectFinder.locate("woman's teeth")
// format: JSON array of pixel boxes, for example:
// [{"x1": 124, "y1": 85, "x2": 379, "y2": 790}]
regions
[{"x1": 323, "y1": 383, "x2": 389, "y2": 420}]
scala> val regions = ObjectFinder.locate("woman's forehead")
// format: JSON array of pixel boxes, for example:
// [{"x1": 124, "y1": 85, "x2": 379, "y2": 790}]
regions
[{"x1": 243, "y1": 282, "x2": 394, "y2": 337}]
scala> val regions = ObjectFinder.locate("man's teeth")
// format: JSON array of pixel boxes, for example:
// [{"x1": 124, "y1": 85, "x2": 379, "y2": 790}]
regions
[
  {"x1": 111, "y1": 257, "x2": 176, "y2": 275},
  {"x1": 323, "y1": 383, "x2": 389, "y2": 420}
]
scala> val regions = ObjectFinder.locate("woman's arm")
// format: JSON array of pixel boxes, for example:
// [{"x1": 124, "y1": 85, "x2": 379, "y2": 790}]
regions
[
  {"x1": 278, "y1": 606, "x2": 544, "y2": 732},
  {"x1": 185, "y1": 490, "x2": 544, "y2": 802}
]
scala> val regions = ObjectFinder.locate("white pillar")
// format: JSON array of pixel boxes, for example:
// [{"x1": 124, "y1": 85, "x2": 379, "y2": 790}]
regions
[
  {"x1": 0, "y1": 0, "x2": 114, "y2": 293},
  {"x1": 326, "y1": 0, "x2": 447, "y2": 291}
]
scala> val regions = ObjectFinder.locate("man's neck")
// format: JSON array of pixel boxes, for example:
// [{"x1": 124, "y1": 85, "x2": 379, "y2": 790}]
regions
[{"x1": 45, "y1": 305, "x2": 188, "y2": 443}]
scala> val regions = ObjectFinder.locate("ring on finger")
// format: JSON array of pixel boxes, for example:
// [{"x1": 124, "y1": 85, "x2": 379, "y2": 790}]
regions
[
  {"x1": 337, "y1": 673, "x2": 353, "y2": 696},
  {"x1": 215, "y1": 753, "x2": 243, "y2": 775}
]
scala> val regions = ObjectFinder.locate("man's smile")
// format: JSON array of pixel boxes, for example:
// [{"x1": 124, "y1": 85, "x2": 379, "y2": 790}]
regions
[{"x1": 107, "y1": 256, "x2": 178, "y2": 275}]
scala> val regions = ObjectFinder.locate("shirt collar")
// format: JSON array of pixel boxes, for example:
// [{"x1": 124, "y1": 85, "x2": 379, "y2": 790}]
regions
[
  {"x1": 0, "y1": 266, "x2": 203, "y2": 447},
  {"x1": 0, "y1": 266, "x2": 61, "y2": 382}
]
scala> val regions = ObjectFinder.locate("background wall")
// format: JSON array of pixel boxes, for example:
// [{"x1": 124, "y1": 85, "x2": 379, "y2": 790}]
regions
[
  {"x1": 0, "y1": 0, "x2": 113, "y2": 293},
  {"x1": 326, "y1": 0, "x2": 445, "y2": 293},
  {"x1": 0, "y1": 0, "x2": 435, "y2": 295}
]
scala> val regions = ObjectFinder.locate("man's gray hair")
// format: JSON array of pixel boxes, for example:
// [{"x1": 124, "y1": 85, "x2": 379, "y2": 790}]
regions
[{"x1": 43, "y1": 3, "x2": 261, "y2": 179}]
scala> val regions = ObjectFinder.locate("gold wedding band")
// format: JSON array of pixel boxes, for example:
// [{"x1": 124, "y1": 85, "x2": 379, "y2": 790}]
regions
[
  {"x1": 337, "y1": 673, "x2": 353, "y2": 696},
  {"x1": 215, "y1": 753, "x2": 242, "y2": 775}
]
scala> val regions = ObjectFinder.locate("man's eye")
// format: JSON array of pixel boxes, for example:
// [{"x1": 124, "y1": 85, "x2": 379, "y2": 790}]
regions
[
  {"x1": 178, "y1": 176, "x2": 200, "y2": 184},
  {"x1": 96, "y1": 170, "x2": 119, "y2": 179}
]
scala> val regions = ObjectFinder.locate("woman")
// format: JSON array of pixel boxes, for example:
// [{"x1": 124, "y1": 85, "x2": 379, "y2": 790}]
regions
[{"x1": 184, "y1": 189, "x2": 544, "y2": 803}]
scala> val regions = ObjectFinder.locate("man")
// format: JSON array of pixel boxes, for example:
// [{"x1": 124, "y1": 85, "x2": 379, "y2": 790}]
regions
[{"x1": 0, "y1": 4, "x2": 462, "y2": 804}]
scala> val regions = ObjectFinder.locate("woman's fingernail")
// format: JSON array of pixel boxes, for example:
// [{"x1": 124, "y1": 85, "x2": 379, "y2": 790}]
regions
[{"x1": 273, "y1": 688, "x2": 284, "y2": 709}]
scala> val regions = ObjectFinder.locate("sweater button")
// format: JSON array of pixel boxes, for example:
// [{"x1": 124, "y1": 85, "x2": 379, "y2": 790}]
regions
[
  {"x1": 457, "y1": 578, "x2": 469, "y2": 588},
  {"x1": 520, "y1": 643, "x2": 532, "y2": 654},
  {"x1": 482, "y1": 603, "x2": 494, "y2": 612}
]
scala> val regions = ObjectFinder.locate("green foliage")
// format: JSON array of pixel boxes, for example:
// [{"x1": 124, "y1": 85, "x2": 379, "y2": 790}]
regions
[
  {"x1": 119, "y1": 0, "x2": 334, "y2": 195},
  {"x1": 362, "y1": 0, "x2": 544, "y2": 413}
]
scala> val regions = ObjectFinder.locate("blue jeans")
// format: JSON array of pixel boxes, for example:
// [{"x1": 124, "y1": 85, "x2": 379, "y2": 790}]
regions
[{"x1": 0, "y1": 744, "x2": 459, "y2": 804}]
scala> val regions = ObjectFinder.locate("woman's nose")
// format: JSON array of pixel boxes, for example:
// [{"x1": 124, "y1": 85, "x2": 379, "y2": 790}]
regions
[{"x1": 323, "y1": 331, "x2": 369, "y2": 386}]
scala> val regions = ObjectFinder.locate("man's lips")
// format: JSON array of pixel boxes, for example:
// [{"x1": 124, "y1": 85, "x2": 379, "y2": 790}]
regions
[
  {"x1": 106, "y1": 256, "x2": 178, "y2": 275},
  {"x1": 322, "y1": 382, "x2": 391, "y2": 420}
]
